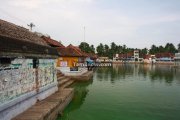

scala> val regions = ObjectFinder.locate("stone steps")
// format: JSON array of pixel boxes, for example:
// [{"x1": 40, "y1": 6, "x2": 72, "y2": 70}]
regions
[
  {"x1": 12, "y1": 88, "x2": 74, "y2": 120},
  {"x1": 58, "y1": 78, "x2": 70, "y2": 86},
  {"x1": 57, "y1": 76, "x2": 66, "y2": 82},
  {"x1": 60, "y1": 80, "x2": 74, "y2": 89},
  {"x1": 56, "y1": 70, "x2": 74, "y2": 89},
  {"x1": 57, "y1": 72, "x2": 64, "y2": 77}
]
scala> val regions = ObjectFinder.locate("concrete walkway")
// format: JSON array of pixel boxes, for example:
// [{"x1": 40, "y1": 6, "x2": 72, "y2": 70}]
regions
[{"x1": 12, "y1": 88, "x2": 74, "y2": 120}]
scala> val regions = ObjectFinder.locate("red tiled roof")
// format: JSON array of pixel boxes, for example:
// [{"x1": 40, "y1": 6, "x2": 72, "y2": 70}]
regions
[
  {"x1": 67, "y1": 44, "x2": 88, "y2": 57},
  {"x1": 41, "y1": 36, "x2": 65, "y2": 47},
  {"x1": 56, "y1": 44, "x2": 86, "y2": 57},
  {"x1": 118, "y1": 52, "x2": 133, "y2": 58},
  {"x1": 155, "y1": 52, "x2": 174, "y2": 58},
  {"x1": 0, "y1": 19, "x2": 48, "y2": 46}
]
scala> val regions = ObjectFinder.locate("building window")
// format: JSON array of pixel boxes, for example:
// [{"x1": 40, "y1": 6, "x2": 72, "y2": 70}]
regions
[{"x1": 33, "y1": 59, "x2": 39, "y2": 68}]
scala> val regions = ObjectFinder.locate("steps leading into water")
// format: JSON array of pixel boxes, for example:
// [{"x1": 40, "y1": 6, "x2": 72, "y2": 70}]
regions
[
  {"x1": 12, "y1": 88, "x2": 74, "y2": 120},
  {"x1": 60, "y1": 80, "x2": 74, "y2": 89},
  {"x1": 57, "y1": 70, "x2": 74, "y2": 89}
]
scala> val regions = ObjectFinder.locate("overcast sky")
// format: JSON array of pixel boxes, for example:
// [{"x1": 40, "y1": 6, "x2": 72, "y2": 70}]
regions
[{"x1": 0, "y1": 0, "x2": 180, "y2": 49}]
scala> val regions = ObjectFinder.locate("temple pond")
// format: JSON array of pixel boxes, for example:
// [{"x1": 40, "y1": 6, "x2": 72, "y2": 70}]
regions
[{"x1": 57, "y1": 64, "x2": 180, "y2": 120}]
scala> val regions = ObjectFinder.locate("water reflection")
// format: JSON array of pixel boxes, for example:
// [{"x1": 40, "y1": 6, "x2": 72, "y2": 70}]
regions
[
  {"x1": 58, "y1": 65, "x2": 180, "y2": 120},
  {"x1": 58, "y1": 80, "x2": 93, "y2": 120},
  {"x1": 95, "y1": 64, "x2": 180, "y2": 85}
]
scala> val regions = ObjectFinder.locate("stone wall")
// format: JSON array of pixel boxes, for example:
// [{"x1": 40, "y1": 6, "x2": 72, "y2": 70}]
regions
[{"x1": 0, "y1": 58, "x2": 57, "y2": 114}]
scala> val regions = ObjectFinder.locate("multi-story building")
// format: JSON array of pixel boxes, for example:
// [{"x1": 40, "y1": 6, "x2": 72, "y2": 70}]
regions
[
  {"x1": 134, "y1": 50, "x2": 139, "y2": 61},
  {"x1": 174, "y1": 52, "x2": 180, "y2": 66}
]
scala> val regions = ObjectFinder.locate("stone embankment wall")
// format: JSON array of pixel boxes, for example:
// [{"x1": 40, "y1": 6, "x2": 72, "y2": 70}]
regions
[{"x1": 0, "y1": 58, "x2": 58, "y2": 120}]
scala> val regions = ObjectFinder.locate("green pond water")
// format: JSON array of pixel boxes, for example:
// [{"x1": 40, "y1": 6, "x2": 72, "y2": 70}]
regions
[{"x1": 57, "y1": 64, "x2": 180, "y2": 120}]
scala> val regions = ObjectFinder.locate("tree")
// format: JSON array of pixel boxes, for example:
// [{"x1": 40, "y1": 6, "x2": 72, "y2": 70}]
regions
[
  {"x1": 140, "y1": 48, "x2": 148, "y2": 57},
  {"x1": 109, "y1": 42, "x2": 117, "y2": 58},
  {"x1": 79, "y1": 42, "x2": 95, "y2": 53},
  {"x1": 90, "y1": 45, "x2": 95, "y2": 53},
  {"x1": 96, "y1": 43, "x2": 104, "y2": 56},
  {"x1": 158, "y1": 45, "x2": 165, "y2": 53},
  {"x1": 164, "y1": 43, "x2": 177, "y2": 53},
  {"x1": 117, "y1": 45, "x2": 123, "y2": 53},
  {"x1": 104, "y1": 44, "x2": 109, "y2": 56},
  {"x1": 149, "y1": 44, "x2": 158, "y2": 54}
]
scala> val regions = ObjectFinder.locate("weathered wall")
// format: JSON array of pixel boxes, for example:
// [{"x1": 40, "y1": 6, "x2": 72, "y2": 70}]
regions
[
  {"x1": 0, "y1": 58, "x2": 57, "y2": 119},
  {"x1": 0, "y1": 59, "x2": 35, "y2": 104},
  {"x1": 38, "y1": 59, "x2": 57, "y2": 88}
]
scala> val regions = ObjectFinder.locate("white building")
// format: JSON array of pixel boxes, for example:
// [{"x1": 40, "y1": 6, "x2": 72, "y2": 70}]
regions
[
  {"x1": 174, "y1": 52, "x2": 180, "y2": 66},
  {"x1": 134, "y1": 50, "x2": 139, "y2": 61}
]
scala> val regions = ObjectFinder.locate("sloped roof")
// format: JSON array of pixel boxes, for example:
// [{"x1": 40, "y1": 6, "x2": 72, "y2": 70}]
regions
[
  {"x1": 0, "y1": 19, "x2": 48, "y2": 46},
  {"x1": 0, "y1": 19, "x2": 58, "y2": 58},
  {"x1": 41, "y1": 36, "x2": 65, "y2": 47},
  {"x1": 118, "y1": 52, "x2": 133, "y2": 58},
  {"x1": 57, "y1": 47, "x2": 81, "y2": 57},
  {"x1": 57, "y1": 44, "x2": 87, "y2": 57},
  {"x1": 67, "y1": 44, "x2": 88, "y2": 57},
  {"x1": 0, "y1": 35, "x2": 58, "y2": 58},
  {"x1": 155, "y1": 52, "x2": 174, "y2": 58}
]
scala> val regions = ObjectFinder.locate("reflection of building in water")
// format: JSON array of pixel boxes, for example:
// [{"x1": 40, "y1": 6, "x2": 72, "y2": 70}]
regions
[
  {"x1": 174, "y1": 68, "x2": 180, "y2": 85},
  {"x1": 111, "y1": 64, "x2": 134, "y2": 79},
  {"x1": 112, "y1": 64, "x2": 179, "y2": 85}
]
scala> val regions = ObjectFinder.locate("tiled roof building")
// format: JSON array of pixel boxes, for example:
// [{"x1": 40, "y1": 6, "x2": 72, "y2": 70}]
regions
[
  {"x1": 0, "y1": 19, "x2": 47, "y2": 46},
  {"x1": 57, "y1": 44, "x2": 87, "y2": 57},
  {"x1": 0, "y1": 19, "x2": 58, "y2": 58},
  {"x1": 155, "y1": 52, "x2": 174, "y2": 58},
  {"x1": 41, "y1": 36, "x2": 65, "y2": 47}
]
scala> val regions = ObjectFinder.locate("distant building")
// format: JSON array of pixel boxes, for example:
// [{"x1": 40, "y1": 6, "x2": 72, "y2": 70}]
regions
[
  {"x1": 113, "y1": 50, "x2": 141, "y2": 62},
  {"x1": 174, "y1": 52, "x2": 180, "y2": 66},
  {"x1": 56, "y1": 44, "x2": 88, "y2": 74},
  {"x1": 0, "y1": 19, "x2": 59, "y2": 120},
  {"x1": 155, "y1": 52, "x2": 174, "y2": 62},
  {"x1": 98, "y1": 57, "x2": 109, "y2": 62},
  {"x1": 143, "y1": 54, "x2": 156, "y2": 64},
  {"x1": 134, "y1": 50, "x2": 139, "y2": 61},
  {"x1": 113, "y1": 52, "x2": 134, "y2": 61}
]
